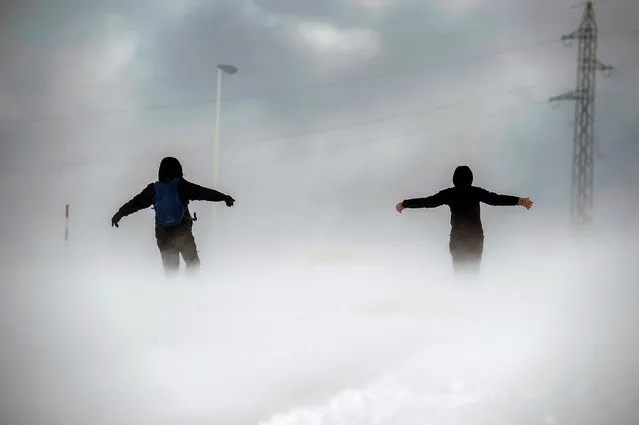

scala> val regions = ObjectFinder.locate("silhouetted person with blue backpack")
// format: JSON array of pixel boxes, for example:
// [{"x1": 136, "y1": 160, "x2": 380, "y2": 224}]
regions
[
  {"x1": 396, "y1": 165, "x2": 533, "y2": 278},
  {"x1": 111, "y1": 156, "x2": 235, "y2": 276}
]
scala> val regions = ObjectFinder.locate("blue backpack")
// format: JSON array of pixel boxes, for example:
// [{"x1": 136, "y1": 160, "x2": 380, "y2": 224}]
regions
[{"x1": 153, "y1": 178, "x2": 185, "y2": 227}]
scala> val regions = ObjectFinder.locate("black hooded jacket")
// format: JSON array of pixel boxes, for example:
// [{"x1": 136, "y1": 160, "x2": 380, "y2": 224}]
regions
[
  {"x1": 113, "y1": 157, "x2": 230, "y2": 221},
  {"x1": 401, "y1": 166, "x2": 519, "y2": 237}
]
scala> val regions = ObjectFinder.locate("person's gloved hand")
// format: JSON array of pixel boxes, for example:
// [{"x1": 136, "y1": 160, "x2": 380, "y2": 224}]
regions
[
  {"x1": 518, "y1": 197, "x2": 533, "y2": 210},
  {"x1": 225, "y1": 196, "x2": 235, "y2": 207},
  {"x1": 111, "y1": 214, "x2": 121, "y2": 228}
]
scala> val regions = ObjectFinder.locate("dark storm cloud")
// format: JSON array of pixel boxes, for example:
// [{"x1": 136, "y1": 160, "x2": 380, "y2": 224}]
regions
[
  {"x1": 252, "y1": 0, "x2": 349, "y2": 20},
  {"x1": 137, "y1": 0, "x2": 500, "y2": 134},
  {"x1": 137, "y1": 2, "x2": 307, "y2": 101}
]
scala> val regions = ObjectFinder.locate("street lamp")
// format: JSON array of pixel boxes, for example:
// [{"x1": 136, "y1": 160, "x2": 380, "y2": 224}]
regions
[{"x1": 213, "y1": 64, "x2": 238, "y2": 188}]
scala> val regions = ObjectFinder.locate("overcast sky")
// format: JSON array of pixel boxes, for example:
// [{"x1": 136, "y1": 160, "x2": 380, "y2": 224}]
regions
[
  {"x1": 1, "y1": 1, "x2": 639, "y2": 424},
  {"x1": 2, "y1": 0, "x2": 638, "y2": 247}
]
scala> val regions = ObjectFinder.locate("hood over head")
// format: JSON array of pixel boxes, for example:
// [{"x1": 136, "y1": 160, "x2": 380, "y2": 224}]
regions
[
  {"x1": 158, "y1": 156, "x2": 183, "y2": 182},
  {"x1": 452, "y1": 165, "x2": 473, "y2": 187}
]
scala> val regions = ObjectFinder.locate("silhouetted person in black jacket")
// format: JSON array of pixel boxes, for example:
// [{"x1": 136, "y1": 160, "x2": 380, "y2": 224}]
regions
[
  {"x1": 111, "y1": 157, "x2": 235, "y2": 276},
  {"x1": 396, "y1": 165, "x2": 533, "y2": 277}
]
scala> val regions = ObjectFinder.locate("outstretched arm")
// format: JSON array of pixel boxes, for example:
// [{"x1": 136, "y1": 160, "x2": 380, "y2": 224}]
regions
[
  {"x1": 476, "y1": 187, "x2": 533, "y2": 209},
  {"x1": 111, "y1": 183, "x2": 154, "y2": 226},
  {"x1": 181, "y1": 179, "x2": 234, "y2": 205},
  {"x1": 396, "y1": 190, "x2": 450, "y2": 213}
]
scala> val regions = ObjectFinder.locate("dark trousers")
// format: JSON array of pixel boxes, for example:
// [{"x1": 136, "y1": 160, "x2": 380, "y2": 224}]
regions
[
  {"x1": 155, "y1": 218, "x2": 200, "y2": 276},
  {"x1": 449, "y1": 233, "x2": 484, "y2": 277}
]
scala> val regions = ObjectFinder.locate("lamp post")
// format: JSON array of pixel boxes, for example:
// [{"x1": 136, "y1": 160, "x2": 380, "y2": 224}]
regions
[{"x1": 213, "y1": 64, "x2": 238, "y2": 188}]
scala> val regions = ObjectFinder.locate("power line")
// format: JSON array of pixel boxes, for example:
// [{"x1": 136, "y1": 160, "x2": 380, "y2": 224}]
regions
[
  {"x1": 19, "y1": 55, "x2": 637, "y2": 172},
  {"x1": 15, "y1": 55, "x2": 638, "y2": 175},
  {"x1": 2, "y1": 28, "x2": 637, "y2": 126},
  {"x1": 54, "y1": 84, "x2": 638, "y2": 172},
  {"x1": 225, "y1": 88, "x2": 637, "y2": 168},
  {"x1": 218, "y1": 60, "x2": 638, "y2": 147}
]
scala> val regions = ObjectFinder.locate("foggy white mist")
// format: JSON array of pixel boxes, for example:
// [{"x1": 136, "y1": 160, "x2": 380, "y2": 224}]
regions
[{"x1": 2, "y1": 177, "x2": 639, "y2": 425}]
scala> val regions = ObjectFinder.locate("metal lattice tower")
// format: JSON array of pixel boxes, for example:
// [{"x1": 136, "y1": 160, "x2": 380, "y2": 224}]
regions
[{"x1": 549, "y1": 1, "x2": 612, "y2": 226}]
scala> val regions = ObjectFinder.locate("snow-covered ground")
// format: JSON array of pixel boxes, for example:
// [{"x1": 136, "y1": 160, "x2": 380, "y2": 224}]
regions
[{"x1": 2, "y1": 224, "x2": 638, "y2": 425}]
